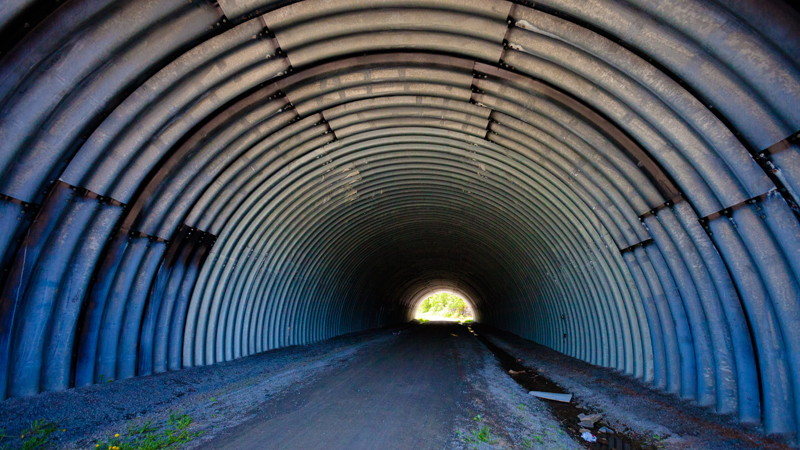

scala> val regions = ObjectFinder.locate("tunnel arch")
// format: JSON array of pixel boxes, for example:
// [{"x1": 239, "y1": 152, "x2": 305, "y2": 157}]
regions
[{"x1": 0, "y1": 0, "x2": 799, "y2": 438}]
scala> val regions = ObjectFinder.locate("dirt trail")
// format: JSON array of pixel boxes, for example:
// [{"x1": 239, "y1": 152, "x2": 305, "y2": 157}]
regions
[{"x1": 1, "y1": 323, "x2": 579, "y2": 449}]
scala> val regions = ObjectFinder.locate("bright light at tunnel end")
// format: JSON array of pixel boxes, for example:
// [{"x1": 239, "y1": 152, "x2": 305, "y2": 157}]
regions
[{"x1": 412, "y1": 290, "x2": 475, "y2": 323}]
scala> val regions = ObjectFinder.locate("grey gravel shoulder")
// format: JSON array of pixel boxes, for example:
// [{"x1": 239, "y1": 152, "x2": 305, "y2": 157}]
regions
[
  {"x1": 447, "y1": 324, "x2": 582, "y2": 450},
  {"x1": 478, "y1": 326, "x2": 793, "y2": 450}
]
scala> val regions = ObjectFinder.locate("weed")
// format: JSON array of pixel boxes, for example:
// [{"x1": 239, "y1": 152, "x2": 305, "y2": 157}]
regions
[
  {"x1": 94, "y1": 413, "x2": 201, "y2": 450},
  {"x1": 127, "y1": 419, "x2": 155, "y2": 436},
  {"x1": 18, "y1": 420, "x2": 57, "y2": 450},
  {"x1": 465, "y1": 425, "x2": 496, "y2": 444},
  {"x1": 462, "y1": 415, "x2": 497, "y2": 446},
  {"x1": 521, "y1": 434, "x2": 543, "y2": 448},
  {"x1": 517, "y1": 403, "x2": 525, "y2": 411}
]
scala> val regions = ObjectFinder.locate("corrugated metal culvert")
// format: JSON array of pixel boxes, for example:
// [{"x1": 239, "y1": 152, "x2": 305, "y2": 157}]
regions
[{"x1": 1, "y1": 0, "x2": 799, "y2": 438}]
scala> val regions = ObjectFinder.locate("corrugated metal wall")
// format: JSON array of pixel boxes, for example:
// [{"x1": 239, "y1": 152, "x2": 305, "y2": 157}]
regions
[{"x1": 1, "y1": 0, "x2": 799, "y2": 437}]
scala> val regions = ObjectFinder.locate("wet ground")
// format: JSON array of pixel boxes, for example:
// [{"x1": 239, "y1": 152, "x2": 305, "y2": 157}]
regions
[
  {"x1": 470, "y1": 324, "x2": 654, "y2": 450},
  {"x1": 475, "y1": 324, "x2": 795, "y2": 450},
  {"x1": 0, "y1": 322, "x2": 793, "y2": 449}
]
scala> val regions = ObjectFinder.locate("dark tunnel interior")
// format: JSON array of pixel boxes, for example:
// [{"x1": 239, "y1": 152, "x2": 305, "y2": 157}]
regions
[{"x1": 1, "y1": 0, "x2": 800, "y2": 439}]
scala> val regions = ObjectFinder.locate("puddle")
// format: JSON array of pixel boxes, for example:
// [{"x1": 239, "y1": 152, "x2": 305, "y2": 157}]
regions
[{"x1": 466, "y1": 325, "x2": 656, "y2": 450}]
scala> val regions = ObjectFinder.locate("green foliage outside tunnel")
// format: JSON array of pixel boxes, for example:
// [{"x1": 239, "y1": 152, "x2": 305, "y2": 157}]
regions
[{"x1": 415, "y1": 292, "x2": 473, "y2": 321}]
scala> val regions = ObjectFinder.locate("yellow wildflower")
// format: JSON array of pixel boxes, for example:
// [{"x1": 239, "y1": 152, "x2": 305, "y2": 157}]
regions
[{"x1": 115, "y1": 433, "x2": 119, "y2": 437}]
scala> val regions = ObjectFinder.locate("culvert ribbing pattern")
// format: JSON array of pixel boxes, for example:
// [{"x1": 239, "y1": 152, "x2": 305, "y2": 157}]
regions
[{"x1": 0, "y1": 0, "x2": 799, "y2": 438}]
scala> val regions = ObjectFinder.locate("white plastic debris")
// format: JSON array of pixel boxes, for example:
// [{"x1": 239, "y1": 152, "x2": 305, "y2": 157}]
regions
[
  {"x1": 528, "y1": 391, "x2": 572, "y2": 402},
  {"x1": 581, "y1": 431, "x2": 597, "y2": 442}
]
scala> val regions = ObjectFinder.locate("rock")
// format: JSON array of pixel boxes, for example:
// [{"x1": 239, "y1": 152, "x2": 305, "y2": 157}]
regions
[
  {"x1": 578, "y1": 421, "x2": 595, "y2": 429},
  {"x1": 579, "y1": 428, "x2": 591, "y2": 434},
  {"x1": 508, "y1": 369, "x2": 524, "y2": 375},
  {"x1": 598, "y1": 426, "x2": 614, "y2": 434},
  {"x1": 577, "y1": 413, "x2": 603, "y2": 423}
]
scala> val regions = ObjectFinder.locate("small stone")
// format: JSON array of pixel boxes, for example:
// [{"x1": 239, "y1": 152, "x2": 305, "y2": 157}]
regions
[
  {"x1": 598, "y1": 426, "x2": 614, "y2": 434},
  {"x1": 578, "y1": 421, "x2": 594, "y2": 429},
  {"x1": 577, "y1": 413, "x2": 603, "y2": 423}
]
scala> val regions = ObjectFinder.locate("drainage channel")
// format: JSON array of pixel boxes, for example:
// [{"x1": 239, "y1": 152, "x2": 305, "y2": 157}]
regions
[{"x1": 465, "y1": 325, "x2": 656, "y2": 450}]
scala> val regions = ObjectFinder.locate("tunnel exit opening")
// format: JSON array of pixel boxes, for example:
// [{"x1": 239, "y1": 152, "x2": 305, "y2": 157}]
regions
[{"x1": 413, "y1": 291, "x2": 474, "y2": 322}]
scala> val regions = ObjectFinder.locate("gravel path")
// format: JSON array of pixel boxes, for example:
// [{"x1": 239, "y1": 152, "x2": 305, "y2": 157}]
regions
[
  {"x1": 0, "y1": 326, "x2": 401, "y2": 449},
  {"x1": 9, "y1": 321, "x2": 778, "y2": 449},
  {"x1": 0, "y1": 322, "x2": 581, "y2": 450}
]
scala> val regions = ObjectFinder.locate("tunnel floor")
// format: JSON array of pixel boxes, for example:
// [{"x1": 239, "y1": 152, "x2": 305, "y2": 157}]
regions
[
  {"x1": 195, "y1": 322, "x2": 527, "y2": 450},
  {"x1": 0, "y1": 323, "x2": 793, "y2": 449}
]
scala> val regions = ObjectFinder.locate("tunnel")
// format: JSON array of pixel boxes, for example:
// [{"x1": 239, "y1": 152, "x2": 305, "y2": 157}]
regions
[{"x1": 1, "y1": 0, "x2": 800, "y2": 440}]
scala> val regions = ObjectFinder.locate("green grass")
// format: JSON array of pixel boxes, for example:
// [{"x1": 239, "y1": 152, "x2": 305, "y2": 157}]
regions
[
  {"x1": 94, "y1": 413, "x2": 201, "y2": 450},
  {"x1": 461, "y1": 415, "x2": 498, "y2": 447},
  {"x1": 521, "y1": 434, "x2": 543, "y2": 448},
  {"x1": 0, "y1": 419, "x2": 59, "y2": 450}
]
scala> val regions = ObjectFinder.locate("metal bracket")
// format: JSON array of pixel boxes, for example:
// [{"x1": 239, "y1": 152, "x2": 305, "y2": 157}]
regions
[
  {"x1": 750, "y1": 130, "x2": 800, "y2": 217},
  {"x1": 469, "y1": 65, "x2": 495, "y2": 141},
  {"x1": 755, "y1": 130, "x2": 800, "y2": 161},
  {"x1": 638, "y1": 194, "x2": 683, "y2": 221},
  {"x1": 121, "y1": 228, "x2": 169, "y2": 244},
  {"x1": 316, "y1": 117, "x2": 338, "y2": 141},
  {"x1": 61, "y1": 181, "x2": 126, "y2": 208},
  {"x1": 698, "y1": 190, "x2": 773, "y2": 226},
  {"x1": 619, "y1": 238, "x2": 654, "y2": 254},
  {"x1": 0, "y1": 192, "x2": 40, "y2": 212}
]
